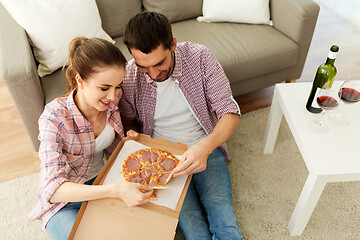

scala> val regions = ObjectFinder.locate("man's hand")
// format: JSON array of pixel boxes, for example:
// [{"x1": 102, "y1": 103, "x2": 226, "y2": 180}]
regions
[
  {"x1": 126, "y1": 129, "x2": 139, "y2": 137},
  {"x1": 171, "y1": 113, "x2": 239, "y2": 177},
  {"x1": 172, "y1": 142, "x2": 210, "y2": 177}
]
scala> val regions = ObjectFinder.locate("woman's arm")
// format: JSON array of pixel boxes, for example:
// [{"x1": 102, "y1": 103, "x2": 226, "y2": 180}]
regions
[
  {"x1": 39, "y1": 106, "x2": 152, "y2": 207},
  {"x1": 50, "y1": 181, "x2": 153, "y2": 207}
]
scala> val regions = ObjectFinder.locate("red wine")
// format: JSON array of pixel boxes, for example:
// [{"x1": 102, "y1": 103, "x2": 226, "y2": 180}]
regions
[
  {"x1": 340, "y1": 88, "x2": 360, "y2": 103},
  {"x1": 317, "y1": 96, "x2": 338, "y2": 110}
]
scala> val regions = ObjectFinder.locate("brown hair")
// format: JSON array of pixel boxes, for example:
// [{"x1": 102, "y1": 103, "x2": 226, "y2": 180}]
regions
[
  {"x1": 123, "y1": 12, "x2": 173, "y2": 54},
  {"x1": 64, "y1": 37, "x2": 127, "y2": 94}
]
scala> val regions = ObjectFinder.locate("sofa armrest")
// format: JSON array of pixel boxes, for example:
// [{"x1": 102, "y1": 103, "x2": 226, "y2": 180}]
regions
[
  {"x1": 271, "y1": 0, "x2": 320, "y2": 79},
  {"x1": 0, "y1": 3, "x2": 44, "y2": 150}
]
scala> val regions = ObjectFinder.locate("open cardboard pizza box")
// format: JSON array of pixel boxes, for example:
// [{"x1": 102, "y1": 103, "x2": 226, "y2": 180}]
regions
[{"x1": 68, "y1": 134, "x2": 191, "y2": 240}]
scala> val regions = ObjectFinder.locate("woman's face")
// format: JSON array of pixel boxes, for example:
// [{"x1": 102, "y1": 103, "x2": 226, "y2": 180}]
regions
[{"x1": 77, "y1": 66, "x2": 125, "y2": 112}]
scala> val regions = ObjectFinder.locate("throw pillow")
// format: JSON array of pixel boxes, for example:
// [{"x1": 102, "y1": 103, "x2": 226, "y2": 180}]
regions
[
  {"x1": 197, "y1": 0, "x2": 272, "y2": 25},
  {"x1": 0, "y1": 0, "x2": 114, "y2": 77}
]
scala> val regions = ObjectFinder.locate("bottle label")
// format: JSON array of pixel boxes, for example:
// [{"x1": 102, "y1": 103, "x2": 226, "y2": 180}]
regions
[
  {"x1": 311, "y1": 87, "x2": 321, "y2": 108},
  {"x1": 328, "y1": 51, "x2": 337, "y2": 59}
]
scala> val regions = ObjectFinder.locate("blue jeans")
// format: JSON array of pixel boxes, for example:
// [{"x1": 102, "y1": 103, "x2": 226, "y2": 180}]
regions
[
  {"x1": 179, "y1": 148, "x2": 242, "y2": 240},
  {"x1": 46, "y1": 177, "x2": 96, "y2": 240}
]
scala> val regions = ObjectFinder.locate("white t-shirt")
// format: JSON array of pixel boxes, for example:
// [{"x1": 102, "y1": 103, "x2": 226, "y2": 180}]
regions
[
  {"x1": 87, "y1": 122, "x2": 115, "y2": 180},
  {"x1": 152, "y1": 77, "x2": 207, "y2": 146}
]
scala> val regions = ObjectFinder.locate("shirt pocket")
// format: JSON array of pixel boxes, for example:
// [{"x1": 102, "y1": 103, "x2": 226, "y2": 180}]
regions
[{"x1": 64, "y1": 154, "x2": 85, "y2": 178}]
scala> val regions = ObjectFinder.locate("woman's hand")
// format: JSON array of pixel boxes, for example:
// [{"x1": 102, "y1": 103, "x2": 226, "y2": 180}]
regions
[
  {"x1": 49, "y1": 181, "x2": 153, "y2": 205},
  {"x1": 110, "y1": 182, "x2": 153, "y2": 207}
]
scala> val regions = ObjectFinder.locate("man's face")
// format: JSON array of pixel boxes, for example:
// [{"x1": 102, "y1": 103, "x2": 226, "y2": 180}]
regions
[{"x1": 130, "y1": 39, "x2": 176, "y2": 82}]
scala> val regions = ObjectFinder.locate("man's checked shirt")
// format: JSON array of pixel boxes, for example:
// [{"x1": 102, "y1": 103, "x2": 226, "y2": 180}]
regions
[{"x1": 119, "y1": 42, "x2": 241, "y2": 160}]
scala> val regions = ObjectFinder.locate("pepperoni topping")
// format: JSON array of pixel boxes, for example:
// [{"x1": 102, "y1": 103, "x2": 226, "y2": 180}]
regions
[
  {"x1": 159, "y1": 172, "x2": 171, "y2": 184},
  {"x1": 125, "y1": 158, "x2": 142, "y2": 171},
  {"x1": 129, "y1": 173, "x2": 142, "y2": 183},
  {"x1": 145, "y1": 165, "x2": 159, "y2": 174},
  {"x1": 142, "y1": 151, "x2": 158, "y2": 163},
  {"x1": 160, "y1": 158, "x2": 176, "y2": 171},
  {"x1": 140, "y1": 169, "x2": 152, "y2": 178},
  {"x1": 141, "y1": 151, "x2": 151, "y2": 162},
  {"x1": 149, "y1": 152, "x2": 159, "y2": 162}
]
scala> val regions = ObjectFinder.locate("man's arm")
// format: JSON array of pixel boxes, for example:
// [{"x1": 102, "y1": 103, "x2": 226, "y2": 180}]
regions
[
  {"x1": 123, "y1": 120, "x2": 140, "y2": 137},
  {"x1": 172, "y1": 46, "x2": 240, "y2": 176},
  {"x1": 119, "y1": 94, "x2": 140, "y2": 136},
  {"x1": 172, "y1": 113, "x2": 239, "y2": 176},
  {"x1": 119, "y1": 66, "x2": 141, "y2": 137}
]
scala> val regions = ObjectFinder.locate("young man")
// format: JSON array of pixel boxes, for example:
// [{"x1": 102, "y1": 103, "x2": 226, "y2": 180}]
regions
[{"x1": 120, "y1": 12, "x2": 242, "y2": 240}]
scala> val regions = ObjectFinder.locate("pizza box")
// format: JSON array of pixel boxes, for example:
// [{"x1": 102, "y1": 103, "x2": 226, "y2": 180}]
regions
[{"x1": 68, "y1": 134, "x2": 191, "y2": 240}]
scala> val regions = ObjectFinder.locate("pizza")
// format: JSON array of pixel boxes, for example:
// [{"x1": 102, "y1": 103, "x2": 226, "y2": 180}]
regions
[{"x1": 121, "y1": 148, "x2": 180, "y2": 200}]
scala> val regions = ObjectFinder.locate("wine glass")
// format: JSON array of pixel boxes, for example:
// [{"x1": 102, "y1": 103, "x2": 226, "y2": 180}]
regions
[
  {"x1": 329, "y1": 76, "x2": 360, "y2": 127},
  {"x1": 339, "y1": 75, "x2": 360, "y2": 104},
  {"x1": 308, "y1": 82, "x2": 341, "y2": 134}
]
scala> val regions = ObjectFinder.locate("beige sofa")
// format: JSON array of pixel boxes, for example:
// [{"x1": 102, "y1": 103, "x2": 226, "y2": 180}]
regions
[{"x1": 0, "y1": 0, "x2": 319, "y2": 150}]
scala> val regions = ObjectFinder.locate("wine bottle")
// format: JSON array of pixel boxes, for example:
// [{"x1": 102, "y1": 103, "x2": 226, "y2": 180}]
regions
[{"x1": 306, "y1": 45, "x2": 339, "y2": 113}]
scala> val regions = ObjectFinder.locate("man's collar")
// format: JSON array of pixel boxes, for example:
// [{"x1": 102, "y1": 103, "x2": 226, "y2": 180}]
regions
[{"x1": 171, "y1": 46, "x2": 182, "y2": 80}]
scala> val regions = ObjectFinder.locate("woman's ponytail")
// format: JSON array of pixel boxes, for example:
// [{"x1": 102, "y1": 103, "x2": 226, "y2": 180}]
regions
[{"x1": 62, "y1": 37, "x2": 126, "y2": 96}]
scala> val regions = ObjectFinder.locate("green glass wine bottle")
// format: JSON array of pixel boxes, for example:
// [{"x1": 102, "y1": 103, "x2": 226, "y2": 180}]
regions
[{"x1": 306, "y1": 45, "x2": 339, "y2": 113}]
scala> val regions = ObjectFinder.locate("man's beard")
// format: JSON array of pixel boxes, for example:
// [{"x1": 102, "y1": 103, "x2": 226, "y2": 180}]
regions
[{"x1": 150, "y1": 52, "x2": 175, "y2": 82}]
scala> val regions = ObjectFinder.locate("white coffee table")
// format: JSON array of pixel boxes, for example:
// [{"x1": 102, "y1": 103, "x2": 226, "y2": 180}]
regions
[{"x1": 262, "y1": 82, "x2": 360, "y2": 236}]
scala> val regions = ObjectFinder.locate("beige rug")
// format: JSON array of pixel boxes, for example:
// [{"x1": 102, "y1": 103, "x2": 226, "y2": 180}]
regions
[{"x1": 1, "y1": 107, "x2": 359, "y2": 239}]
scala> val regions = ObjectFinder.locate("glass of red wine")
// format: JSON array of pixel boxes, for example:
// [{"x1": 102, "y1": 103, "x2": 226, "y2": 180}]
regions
[
  {"x1": 329, "y1": 76, "x2": 360, "y2": 127},
  {"x1": 308, "y1": 81, "x2": 341, "y2": 134},
  {"x1": 339, "y1": 75, "x2": 360, "y2": 104}
]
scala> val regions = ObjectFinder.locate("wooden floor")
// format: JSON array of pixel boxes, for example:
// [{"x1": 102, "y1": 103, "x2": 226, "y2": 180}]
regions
[{"x1": 1, "y1": 0, "x2": 360, "y2": 183}]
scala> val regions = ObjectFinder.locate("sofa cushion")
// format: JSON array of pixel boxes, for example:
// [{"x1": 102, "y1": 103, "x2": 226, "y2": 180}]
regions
[
  {"x1": 41, "y1": 20, "x2": 299, "y2": 103},
  {"x1": 114, "y1": 41, "x2": 133, "y2": 61},
  {"x1": 198, "y1": 0, "x2": 271, "y2": 25},
  {"x1": 41, "y1": 68, "x2": 69, "y2": 104},
  {"x1": 96, "y1": 0, "x2": 142, "y2": 38},
  {"x1": 142, "y1": 0, "x2": 202, "y2": 23},
  {"x1": 171, "y1": 20, "x2": 298, "y2": 84}
]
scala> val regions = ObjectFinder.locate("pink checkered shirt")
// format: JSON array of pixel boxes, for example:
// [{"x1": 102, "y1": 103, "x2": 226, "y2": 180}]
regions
[
  {"x1": 119, "y1": 42, "x2": 240, "y2": 160},
  {"x1": 28, "y1": 90, "x2": 124, "y2": 229}
]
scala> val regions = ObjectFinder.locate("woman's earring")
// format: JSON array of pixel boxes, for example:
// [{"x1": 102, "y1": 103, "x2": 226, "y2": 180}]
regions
[{"x1": 75, "y1": 74, "x2": 83, "y2": 85}]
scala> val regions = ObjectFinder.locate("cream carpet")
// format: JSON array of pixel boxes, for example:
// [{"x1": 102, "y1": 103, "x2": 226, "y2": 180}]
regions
[{"x1": 1, "y1": 107, "x2": 360, "y2": 240}]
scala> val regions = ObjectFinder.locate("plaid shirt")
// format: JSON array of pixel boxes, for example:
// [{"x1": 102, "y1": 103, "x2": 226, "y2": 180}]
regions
[
  {"x1": 119, "y1": 42, "x2": 240, "y2": 160},
  {"x1": 28, "y1": 90, "x2": 124, "y2": 229}
]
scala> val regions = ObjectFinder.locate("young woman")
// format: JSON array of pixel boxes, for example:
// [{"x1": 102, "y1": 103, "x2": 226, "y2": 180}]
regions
[{"x1": 28, "y1": 37, "x2": 153, "y2": 240}]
